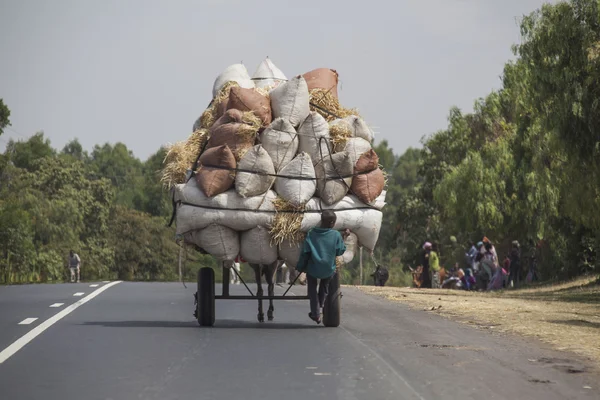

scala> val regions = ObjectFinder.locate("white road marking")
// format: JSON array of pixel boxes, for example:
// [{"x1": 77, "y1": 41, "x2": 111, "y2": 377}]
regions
[
  {"x1": 73, "y1": 292, "x2": 84, "y2": 297},
  {"x1": 18, "y1": 318, "x2": 38, "y2": 325},
  {"x1": 314, "y1": 372, "x2": 331, "y2": 376},
  {"x1": 305, "y1": 367, "x2": 318, "y2": 370},
  {"x1": 89, "y1": 284, "x2": 99, "y2": 288},
  {"x1": 49, "y1": 303, "x2": 64, "y2": 308},
  {"x1": 0, "y1": 281, "x2": 121, "y2": 364}
]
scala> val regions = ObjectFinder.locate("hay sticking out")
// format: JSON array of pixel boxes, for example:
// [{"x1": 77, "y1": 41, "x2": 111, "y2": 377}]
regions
[
  {"x1": 233, "y1": 111, "x2": 262, "y2": 160},
  {"x1": 329, "y1": 121, "x2": 353, "y2": 149},
  {"x1": 160, "y1": 129, "x2": 210, "y2": 188},
  {"x1": 379, "y1": 163, "x2": 390, "y2": 188},
  {"x1": 240, "y1": 111, "x2": 262, "y2": 132},
  {"x1": 199, "y1": 81, "x2": 240, "y2": 129},
  {"x1": 336, "y1": 256, "x2": 344, "y2": 270},
  {"x1": 309, "y1": 88, "x2": 360, "y2": 122},
  {"x1": 269, "y1": 197, "x2": 305, "y2": 246},
  {"x1": 254, "y1": 86, "x2": 272, "y2": 98}
]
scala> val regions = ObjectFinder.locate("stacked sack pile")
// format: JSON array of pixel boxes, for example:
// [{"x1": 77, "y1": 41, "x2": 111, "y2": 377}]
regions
[{"x1": 162, "y1": 58, "x2": 386, "y2": 270}]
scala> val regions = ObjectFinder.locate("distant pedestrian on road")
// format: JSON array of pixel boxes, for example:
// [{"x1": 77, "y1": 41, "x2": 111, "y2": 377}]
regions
[
  {"x1": 296, "y1": 210, "x2": 347, "y2": 324},
  {"x1": 68, "y1": 250, "x2": 81, "y2": 283}
]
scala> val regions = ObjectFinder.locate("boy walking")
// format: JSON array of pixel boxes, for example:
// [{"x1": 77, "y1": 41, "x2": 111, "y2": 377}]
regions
[{"x1": 296, "y1": 210, "x2": 346, "y2": 324}]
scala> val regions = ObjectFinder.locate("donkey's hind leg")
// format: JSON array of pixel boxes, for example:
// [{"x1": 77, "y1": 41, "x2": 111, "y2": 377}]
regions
[
  {"x1": 266, "y1": 261, "x2": 280, "y2": 321},
  {"x1": 251, "y1": 263, "x2": 264, "y2": 323}
]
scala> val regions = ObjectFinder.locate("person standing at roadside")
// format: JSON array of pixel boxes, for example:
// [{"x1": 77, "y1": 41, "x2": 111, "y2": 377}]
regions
[
  {"x1": 68, "y1": 250, "x2": 81, "y2": 283},
  {"x1": 421, "y1": 242, "x2": 433, "y2": 288},
  {"x1": 508, "y1": 241, "x2": 521, "y2": 288}
]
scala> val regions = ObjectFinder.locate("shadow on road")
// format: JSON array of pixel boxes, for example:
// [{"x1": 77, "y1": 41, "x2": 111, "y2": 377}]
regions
[{"x1": 80, "y1": 319, "x2": 318, "y2": 330}]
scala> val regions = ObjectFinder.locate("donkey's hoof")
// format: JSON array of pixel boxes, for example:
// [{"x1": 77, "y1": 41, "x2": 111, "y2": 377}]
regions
[
  {"x1": 257, "y1": 314, "x2": 265, "y2": 323},
  {"x1": 268, "y1": 315, "x2": 274, "y2": 321},
  {"x1": 267, "y1": 311, "x2": 274, "y2": 321}
]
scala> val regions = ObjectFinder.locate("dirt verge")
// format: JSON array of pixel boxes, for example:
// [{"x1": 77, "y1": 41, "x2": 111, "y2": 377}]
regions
[{"x1": 355, "y1": 275, "x2": 600, "y2": 368}]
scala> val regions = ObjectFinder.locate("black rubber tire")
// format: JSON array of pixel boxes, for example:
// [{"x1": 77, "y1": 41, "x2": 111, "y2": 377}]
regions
[
  {"x1": 323, "y1": 272, "x2": 341, "y2": 327},
  {"x1": 197, "y1": 267, "x2": 215, "y2": 327}
]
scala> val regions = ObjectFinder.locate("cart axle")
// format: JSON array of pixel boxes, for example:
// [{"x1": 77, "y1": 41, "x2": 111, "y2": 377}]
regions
[{"x1": 215, "y1": 295, "x2": 310, "y2": 300}]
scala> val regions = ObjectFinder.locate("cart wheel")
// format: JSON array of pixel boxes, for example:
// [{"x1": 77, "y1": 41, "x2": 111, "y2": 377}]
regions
[
  {"x1": 323, "y1": 272, "x2": 341, "y2": 327},
  {"x1": 197, "y1": 267, "x2": 215, "y2": 327}
]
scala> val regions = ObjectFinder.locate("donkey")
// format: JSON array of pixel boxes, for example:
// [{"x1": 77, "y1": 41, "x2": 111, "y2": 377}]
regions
[{"x1": 248, "y1": 260, "x2": 284, "y2": 322}]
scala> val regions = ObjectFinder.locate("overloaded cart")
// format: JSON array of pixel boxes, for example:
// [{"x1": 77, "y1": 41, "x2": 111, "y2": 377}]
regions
[{"x1": 162, "y1": 58, "x2": 387, "y2": 327}]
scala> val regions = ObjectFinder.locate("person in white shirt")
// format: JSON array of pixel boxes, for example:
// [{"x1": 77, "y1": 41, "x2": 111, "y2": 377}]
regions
[
  {"x1": 230, "y1": 261, "x2": 241, "y2": 285},
  {"x1": 68, "y1": 250, "x2": 81, "y2": 283}
]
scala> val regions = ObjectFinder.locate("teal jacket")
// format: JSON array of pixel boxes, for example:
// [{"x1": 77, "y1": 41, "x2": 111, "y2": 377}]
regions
[{"x1": 296, "y1": 228, "x2": 346, "y2": 279}]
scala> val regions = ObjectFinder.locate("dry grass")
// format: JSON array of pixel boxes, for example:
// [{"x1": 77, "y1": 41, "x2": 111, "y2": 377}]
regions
[
  {"x1": 161, "y1": 129, "x2": 209, "y2": 188},
  {"x1": 234, "y1": 111, "x2": 262, "y2": 160},
  {"x1": 309, "y1": 89, "x2": 360, "y2": 122},
  {"x1": 329, "y1": 120, "x2": 353, "y2": 149},
  {"x1": 269, "y1": 197, "x2": 304, "y2": 246},
  {"x1": 199, "y1": 81, "x2": 240, "y2": 129},
  {"x1": 357, "y1": 275, "x2": 600, "y2": 367}
]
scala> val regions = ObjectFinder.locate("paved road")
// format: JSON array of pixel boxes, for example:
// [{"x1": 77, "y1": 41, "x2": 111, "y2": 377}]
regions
[{"x1": 0, "y1": 281, "x2": 597, "y2": 400}]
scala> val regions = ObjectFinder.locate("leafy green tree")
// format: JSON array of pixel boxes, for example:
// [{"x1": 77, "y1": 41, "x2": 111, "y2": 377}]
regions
[
  {"x1": 5, "y1": 132, "x2": 55, "y2": 171},
  {"x1": 0, "y1": 98, "x2": 10, "y2": 136}
]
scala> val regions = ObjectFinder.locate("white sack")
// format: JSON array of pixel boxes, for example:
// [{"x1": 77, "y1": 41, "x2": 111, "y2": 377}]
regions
[
  {"x1": 174, "y1": 179, "x2": 276, "y2": 233},
  {"x1": 235, "y1": 145, "x2": 275, "y2": 198},
  {"x1": 270, "y1": 75, "x2": 310, "y2": 128},
  {"x1": 341, "y1": 232, "x2": 358, "y2": 264},
  {"x1": 371, "y1": 190, "x2": 387, "y2": 210},
  {"x1": 343, "y1": 116, "x2": 375, "y2": 143},
  {"x1": 274, "y1": 152, "x2": 316, "y2": 207},
  {"x1": 184, "y1": 224, "x2": 239, "y2": 261},
  {"x1": 335, "y1": 137, "x2": 372, "y2": 166},
  {"x1": 260, "y1": 118, "x2": 298, "y2": 171},
  {"x1": 301, "y1": 193, "x2": 386, "y2": 251},
  {"x1": 298, "y1": 112, "x2": 331, "y2": 165},
  {"x1": 315, "y1": 152, "x2": 353, "y2": 205},
  {"x1": 212, "y1": 64, "x2": 254, "y2": 98},
  {"x1": 240, "y1": 226, "x2": 278, "y2": 265},
  {"x1": 278, "y1": 239, "x2": 303, "y2": 268},
  {"x1": 252, "y1": 58, "x2": 287, "y2": 89}
]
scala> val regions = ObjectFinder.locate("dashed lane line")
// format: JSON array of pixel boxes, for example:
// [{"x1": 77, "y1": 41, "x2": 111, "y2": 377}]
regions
[
  {"x1": 73, "y1": 292, "x2": 85, "y2": 297},
  {"x1": 49, "y1": 303, "x2": 64, "y2": 308},
  {"x1": 0, "y1": 281, "x2": 122, "y2": 364},
  {"x1": 18, "y1": 318, "x2": 38, "y2": 325}
]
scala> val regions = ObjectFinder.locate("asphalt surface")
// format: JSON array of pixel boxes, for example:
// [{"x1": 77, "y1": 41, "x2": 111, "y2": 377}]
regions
[{"x1": 0, "y1": 281, "x2": 597, "y2": 400}]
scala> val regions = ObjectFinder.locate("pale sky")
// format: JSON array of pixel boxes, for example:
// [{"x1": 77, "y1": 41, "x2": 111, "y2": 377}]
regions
[{"x1": 0, "y1": 0, "x2": 553, "y2": 161}]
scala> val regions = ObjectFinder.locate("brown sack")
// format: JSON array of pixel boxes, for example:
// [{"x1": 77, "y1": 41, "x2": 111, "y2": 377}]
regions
[
  {"x1": 355, "y1": 148, "x2": 379, "y2": 171},
  {"x1": 195, "y1": 145, "x2": 236, "y2": 197},
  {"x1": 303, "y1": 68, "x2": 339, "y2": 99},
  {"x1": 211, "y1": 109, "x2": 245, "y2": 130},
  {"x1": 351, "y1": 149, "x2": 384, "y2": 204},
  {"x1": 226, "y1": 87, "x2": 272, "y2": 127},
  {"x1": 207, "y1": 109, "x2": 258, "y2": 160}
]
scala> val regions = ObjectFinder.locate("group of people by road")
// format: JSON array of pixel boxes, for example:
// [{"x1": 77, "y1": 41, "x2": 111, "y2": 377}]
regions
[{"x1": 420, "y1": 237, "x2": 540, "y2": 291}]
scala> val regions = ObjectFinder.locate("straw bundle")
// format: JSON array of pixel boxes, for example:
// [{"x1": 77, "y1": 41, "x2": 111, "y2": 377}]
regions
[
  {"x1": 329, "y1": 121, "x2": 353, "y2": 150},
  {"x1": 269, "y1": 197, "x2": 305, "y2": 246},
  {"x1": 309, "y1": 88, "x2": 360, "y2": 122},
  {"x1": 160, "y1": 129, "x2": 209, "y2": 188},
  {"x1": 200, "y1": 81, "x2": 240, "y2": 129}
]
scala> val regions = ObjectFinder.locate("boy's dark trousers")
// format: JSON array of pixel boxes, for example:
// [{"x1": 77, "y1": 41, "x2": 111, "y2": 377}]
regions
[{"x1": 307, "y1": 274, "x2": 332, "y2": 317}]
